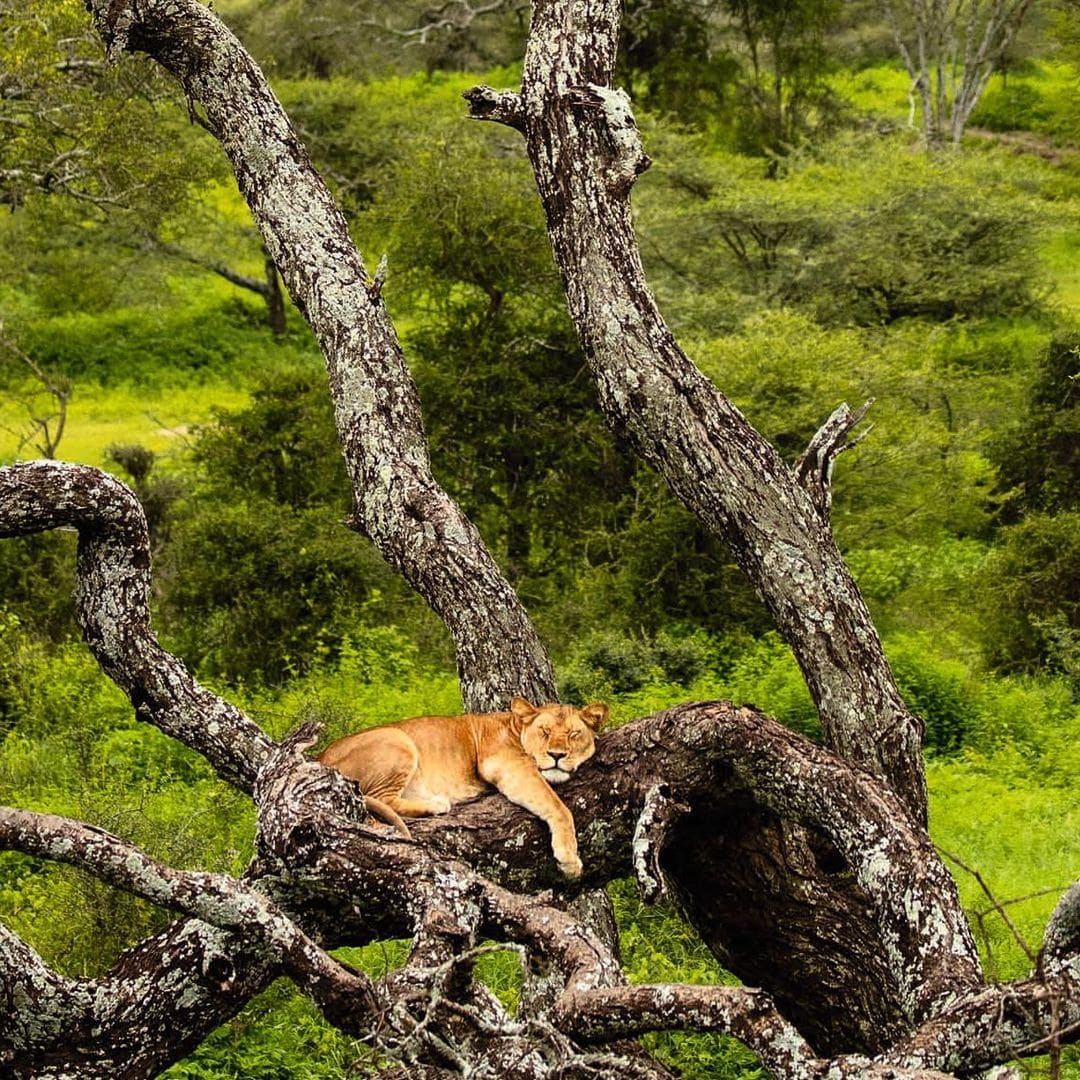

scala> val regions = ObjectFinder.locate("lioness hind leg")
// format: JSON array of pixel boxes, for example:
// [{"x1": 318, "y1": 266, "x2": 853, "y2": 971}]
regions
[
  {"x1": 320, "y1": 728, "x2": 451, "y2": 818},
  {"x1": 385, "y1": 793, "x2": 452, "y2": 817}
]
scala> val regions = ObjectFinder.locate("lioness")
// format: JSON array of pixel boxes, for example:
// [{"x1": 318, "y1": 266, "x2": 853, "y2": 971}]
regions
[{"x1": 318, "y1": 696, "x2": 608, "y2": 878}]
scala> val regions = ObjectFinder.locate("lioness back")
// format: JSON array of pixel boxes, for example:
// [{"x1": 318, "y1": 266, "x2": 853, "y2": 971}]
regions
[{"x1": 318, "y1": 697, "x2": 609, "y2": 879}]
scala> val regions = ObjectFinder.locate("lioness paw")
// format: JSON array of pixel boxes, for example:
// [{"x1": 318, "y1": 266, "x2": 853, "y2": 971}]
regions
[
  {"x1": 559, "y1": 854, "x2": 583, "y2": 879},
  {"x1": 429, "y1": 794, "x2": 452, "y2": 814}
]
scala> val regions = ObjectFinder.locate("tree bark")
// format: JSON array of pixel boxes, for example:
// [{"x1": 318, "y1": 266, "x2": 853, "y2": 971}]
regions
[{"x1": 84, "y1": 0, "x2": 554, "y2": 713}]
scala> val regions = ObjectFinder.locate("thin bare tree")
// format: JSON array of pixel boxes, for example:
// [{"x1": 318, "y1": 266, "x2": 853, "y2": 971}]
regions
[{"x1": 882, "y1": 0, "x2": 1035, "y2": 145}]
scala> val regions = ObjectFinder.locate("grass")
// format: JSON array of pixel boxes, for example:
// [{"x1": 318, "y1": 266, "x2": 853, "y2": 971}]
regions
[
  {"x1": 929, "y1": 758, "x2": 1080, "y2": 982},
  {"x1": 0, "y1": 380, "x2": 250, "y2": 468}
]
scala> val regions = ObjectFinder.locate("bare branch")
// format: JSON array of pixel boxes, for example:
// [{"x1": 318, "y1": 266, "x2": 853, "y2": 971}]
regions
[
  {"x1": 939, "y1": 848, "x2": 1037, "y2": 966},
  {"x1": 795, "y1": 399, "x2": 874, "y2": 521}
]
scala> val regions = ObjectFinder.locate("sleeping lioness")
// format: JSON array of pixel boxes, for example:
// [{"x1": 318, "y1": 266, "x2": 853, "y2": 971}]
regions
[{"x1": 318, "y1": 696, "x2": 608, "y2": 878}]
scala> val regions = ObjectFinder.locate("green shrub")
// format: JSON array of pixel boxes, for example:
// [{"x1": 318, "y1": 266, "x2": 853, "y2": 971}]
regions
[
  {"x1": 15, "y1": 306, "x2": 315, "y2": 388},
  {"x1": 557, "y1": 627, "x2": 724, "y2": 703},
  {"x1": 970, "y1": 81, "x2": 1052, "y2": 132},
  {"x1": 0, "y1": 533, "x2": 77, "y2": 643},
  {"x1": 885, "y1": 635, "x2": 979, "y2": 755},
  {"x1": 721, "y1": 633, "x2": 820, "y2": 740},
  {"x1": 976, "y1": 510, "x2": 1080, "y2": 679}
]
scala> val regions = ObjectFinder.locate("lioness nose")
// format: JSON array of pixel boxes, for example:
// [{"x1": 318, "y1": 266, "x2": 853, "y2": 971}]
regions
[{"x1": 550, "y1": 751, "x2": 565, "y2": 764}]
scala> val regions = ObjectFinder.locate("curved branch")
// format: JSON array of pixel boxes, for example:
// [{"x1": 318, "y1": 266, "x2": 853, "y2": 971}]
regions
[
  {"x1": 0, "y1": 806, "x2": 378, "y2": 1029},
  {"x1": 83, "y1": 0, "x2": 554, "y2": 712},
  {"x1": 0, "y1": 460, "x2": 272, "y2": 790}
]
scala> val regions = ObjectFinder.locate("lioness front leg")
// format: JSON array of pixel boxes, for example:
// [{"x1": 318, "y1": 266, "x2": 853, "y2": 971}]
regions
[{"x1": 481, "y1": 754, "x2": 582, "y2": 878}]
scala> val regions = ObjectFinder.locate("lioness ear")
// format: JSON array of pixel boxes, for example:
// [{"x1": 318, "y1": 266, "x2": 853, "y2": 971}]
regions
[
  {"x1": 581, "y1": 702, "x2": 609, "y2": 731},
  {"x1": 510, "y1": 696, "x2": 539, "y2": 725}
]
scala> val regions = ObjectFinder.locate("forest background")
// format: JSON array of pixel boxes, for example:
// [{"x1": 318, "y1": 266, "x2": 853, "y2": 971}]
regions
[{"x1": 2, "y1": 0, "x2": 1080, "y2": 1075}]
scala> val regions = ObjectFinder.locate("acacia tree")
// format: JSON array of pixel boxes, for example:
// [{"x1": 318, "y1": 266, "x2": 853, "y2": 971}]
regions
[{"x1": 2, "y1": 2, "x2": 1079, "y2": 1078}]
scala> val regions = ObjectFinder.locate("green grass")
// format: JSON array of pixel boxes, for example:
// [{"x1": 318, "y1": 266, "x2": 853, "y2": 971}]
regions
[
  {"x1": 929, "y1": 758, "x2": 1080, "y2": 982},
  {"x1": 0, "y1": 380, "x2": 250, "y2": 468}
]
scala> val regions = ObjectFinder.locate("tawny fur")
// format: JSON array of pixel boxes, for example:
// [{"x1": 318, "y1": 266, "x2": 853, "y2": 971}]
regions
[{"x1": 318, "y1": 697, "x2": 608, "y2": 878}]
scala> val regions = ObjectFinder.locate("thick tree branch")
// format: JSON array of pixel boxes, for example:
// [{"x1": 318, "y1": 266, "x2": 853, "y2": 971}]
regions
[
  {"x1": 83, "y1": 0, "x2": 554, "y2": 711},
  {"x1": 0, "y1": 460, "x2": 272, "y2": 790},
  {"x1": 0, "y1": 806, "x2": 379, "y2": 1030},
  {"x1": 479, "y1": 0, "x2": 930, "y2": 826}
]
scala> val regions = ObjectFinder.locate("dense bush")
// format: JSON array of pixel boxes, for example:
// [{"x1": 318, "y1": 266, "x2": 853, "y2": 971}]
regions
[
  {"x1": 976, "y1": 510, "x2": 1080, "y2": 682},
  {"x1": 990, "y1": 331, "x2": 1080, "y2": 521},
  {"x1": 639, "y1": 133, "x2": 1046, "y2": 328},
  {"x1": 11, "y1": 305, "x2": 315, "y2": 387}
]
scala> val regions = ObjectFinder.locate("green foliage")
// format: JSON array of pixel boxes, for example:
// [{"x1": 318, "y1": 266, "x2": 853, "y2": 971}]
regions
[
  {"x1": 0, "y1": 534, "x2": 76, "y2": 643},
  {"x1": 557, "y1": 627, "x2": 724, "y2": 702},
  {"x1": 8, "y1": 306, "x2": 312, "y2": 387},
  {"x1": 976, "y1": 510, "x2": 1080, "y2": 681},
  {"x1": 929, "y1": 751, "x2": 1080, "y2": 982},
  {"x1": 163, "y1": 980, "x2": 377, "y2": 1079},
  {"x1": 190, "y1": 368, "x2": 348, "y2": 511},
  {"x1": 720, "y1": 633, "x2": 820, "y2": 739},
  {"x1": 159, "y1": 369, "x2": 435, "y2": 684},
  {"x1": 162, "y1": 499, "x2": 402, "y2": 684},
  {"x1": 639, "y1": 132, "x2": 1046, "y2": 328},
  {"x1": 618, "y1": 0, "x2": 742, "y2": 126},
  {"x1": 0, "y1": 628, "x2": 251, "y2": 977},
  {"x1": 886, "y1": 635, "x2": 979, "y2": 755},
  {"x1": 990, "y1": 331, "x2": 1080, "y2": 519}
]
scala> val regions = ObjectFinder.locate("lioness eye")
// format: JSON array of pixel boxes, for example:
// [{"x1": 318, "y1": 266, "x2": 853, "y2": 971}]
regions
[{"x1": 568, "y1": 730, "x2": 580, "y2": 741}]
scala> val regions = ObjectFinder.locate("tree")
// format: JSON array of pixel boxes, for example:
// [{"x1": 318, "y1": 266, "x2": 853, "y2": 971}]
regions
[
  {"x1": 882, "y1": 0, "x2": 1036, "y2": 145},
  {"x1": 2, "y1": 3, "x2": 1080, "y2": 1080}
]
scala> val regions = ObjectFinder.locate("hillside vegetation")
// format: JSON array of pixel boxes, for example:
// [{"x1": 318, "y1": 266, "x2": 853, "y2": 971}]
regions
[{"x1": 3, "y1": 2, "x2": 1080, "y2": 1075}]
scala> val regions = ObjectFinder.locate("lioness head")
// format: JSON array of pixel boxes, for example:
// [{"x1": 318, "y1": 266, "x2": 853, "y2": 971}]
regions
[{"x1": 510, "y1": 696, "x2": 608, "y2": 785}]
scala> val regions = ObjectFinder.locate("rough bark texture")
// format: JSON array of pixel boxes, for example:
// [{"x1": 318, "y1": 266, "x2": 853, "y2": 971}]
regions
[
  {"x1": 2, "y1": 0, "x2": 1079, "y2": 1076},
  {"x1": 83, "y1": 0, "x2": 554, "y2": 713}
]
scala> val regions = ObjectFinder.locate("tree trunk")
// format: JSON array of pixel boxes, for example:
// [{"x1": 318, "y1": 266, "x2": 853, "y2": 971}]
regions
[{"x1": 87, "y1": 0, "x2": 555, "y2": 712}]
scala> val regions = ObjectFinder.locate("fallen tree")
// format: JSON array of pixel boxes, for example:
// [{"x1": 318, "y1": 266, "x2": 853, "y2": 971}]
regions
[{"x1": 1, "y1": 1, "x2": 1078, "y2": 1077}]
